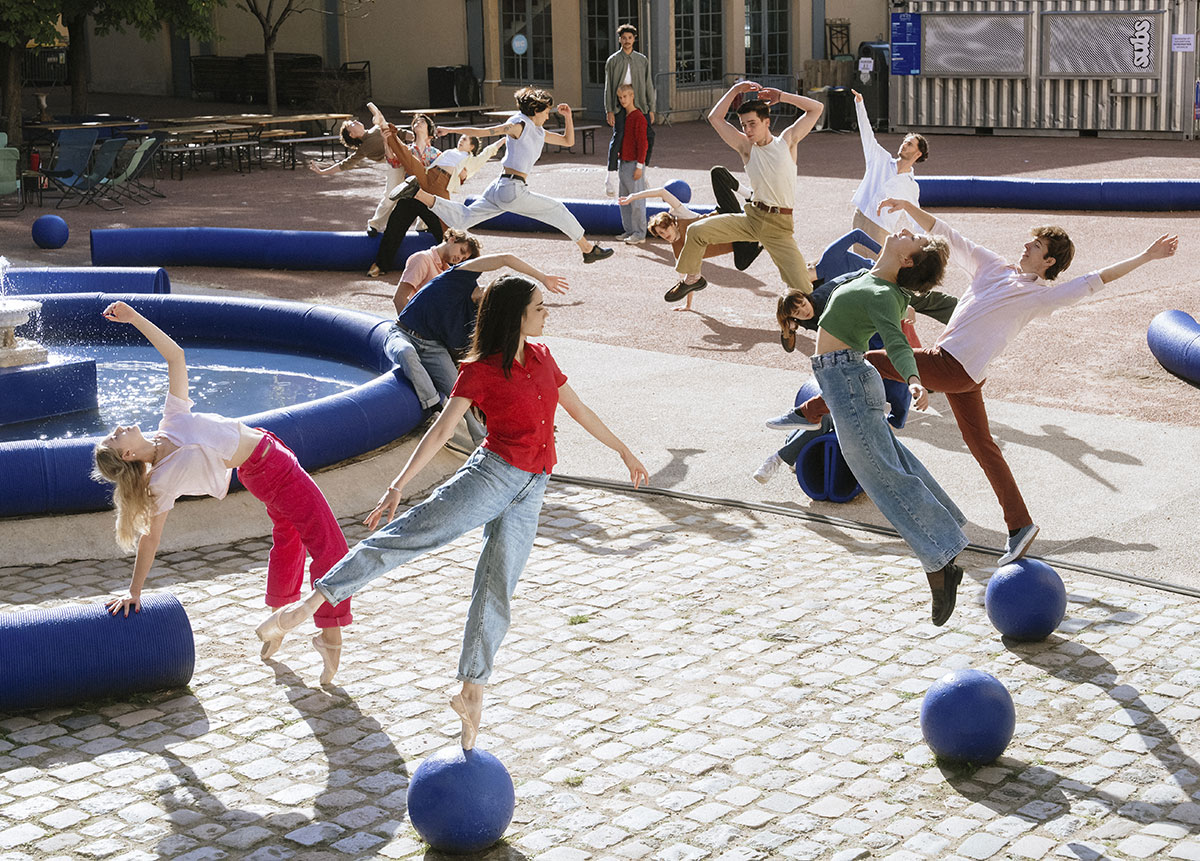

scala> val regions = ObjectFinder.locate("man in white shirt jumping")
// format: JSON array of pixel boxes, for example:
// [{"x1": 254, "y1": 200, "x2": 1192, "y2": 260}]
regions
[{"x1": 788, "y1": 198, "x2": 1177, "y2": 565}]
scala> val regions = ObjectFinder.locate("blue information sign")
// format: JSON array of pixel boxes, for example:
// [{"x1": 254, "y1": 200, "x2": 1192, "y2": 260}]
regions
[{"x1": 890, "y1": 13, "x2": 921, "y2": 76}]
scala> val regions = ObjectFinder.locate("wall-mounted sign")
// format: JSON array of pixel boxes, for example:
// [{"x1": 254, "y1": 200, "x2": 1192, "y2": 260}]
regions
[
  {"x1": 511, "y1": 34, "x2": 528, "y2": 56},
  {"x1": 1172, "y1": 33, "x2": 1195, "y2": 52},
  {"x1": 891, "y1": 13, "x2": 922, "y2": 75}
]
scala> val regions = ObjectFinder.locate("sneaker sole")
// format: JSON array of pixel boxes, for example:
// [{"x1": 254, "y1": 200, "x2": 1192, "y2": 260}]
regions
[{"x1": 997, "y1": 525, "x2": 1040, "y2": 565}]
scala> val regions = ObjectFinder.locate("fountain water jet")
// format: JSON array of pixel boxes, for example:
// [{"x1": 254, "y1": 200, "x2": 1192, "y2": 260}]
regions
[{"x1": 0, "y1": 299, "x2": 50, "y2": 368}]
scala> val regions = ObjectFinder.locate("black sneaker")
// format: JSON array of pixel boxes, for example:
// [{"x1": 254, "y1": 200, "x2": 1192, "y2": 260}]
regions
[
  {"x1": 388, "y1": 176, "x2": 420, "y2": 201},
  {"x1": 664, "y1": 277, "x2": 707, "y2": 303},
  {"x1": 930, "y1": 562, "x2": 963, "y2": 627},
  {"x1": 582, "y1": 244, "x2": 614, "y2": 264},
  {"x1": 366, "y1": 226, "x2": 379, "y2": 238}
]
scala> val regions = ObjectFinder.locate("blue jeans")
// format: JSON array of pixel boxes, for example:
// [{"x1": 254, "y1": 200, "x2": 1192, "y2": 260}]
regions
[
  {"x1": 383, "y1": 325, "x2": 485, "y2": 444},
  {"x1": 383, "y1": 324, "x2": 439, "y2": 410},
  {"x1": 812, "y1": 350, "x2": 968, "y2": 572},
  {"x1": 618, "y1": 161, "x2": 646, "y2": 238},
  {"x1": 313, "y1": 448, "x2": 549, "y2": 683}
]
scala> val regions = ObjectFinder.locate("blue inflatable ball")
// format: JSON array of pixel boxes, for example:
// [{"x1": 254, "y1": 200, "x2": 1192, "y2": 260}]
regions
[
  {"x1": 407, "y1": 746, "x2": 515, "y2": 853},
  {"x1": 664, "y1": 179, "x2": 692, "y2": 204},
  {"x1": 32, "y1": 214, "x2": 70, "y2": 249},
  {"x1": 920, "y1": 669, "x2": 1015, "y2": 764},
  {"x1": 985, "y1": 558, "x2": 1067, "y2": 641},
  {"x1": 794, "y1": 378, "x2": 821, "y2": 409}
]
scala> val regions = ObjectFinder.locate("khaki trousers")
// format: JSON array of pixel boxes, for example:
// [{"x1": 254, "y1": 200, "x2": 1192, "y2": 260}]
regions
[{"x1": 675, "y1": 205, "x2": 812, "y2": 294}]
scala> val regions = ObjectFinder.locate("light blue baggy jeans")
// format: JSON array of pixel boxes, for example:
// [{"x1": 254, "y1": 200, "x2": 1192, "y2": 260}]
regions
[
  {"x1": 313, "y1": 448, "x2": 549, "y2": 684},
  {"x1": 383, "y1": 325, "x2": 486, "y2": 443},
  {"x1": 617, "y1": 161, "x2": 647, "y2": 238},
  {"x1": 431, "y1": 175, "x2": 586, "y2": 242},
  {"x1": 812, "y1": 350, "x2": 968, "y2": 573}
]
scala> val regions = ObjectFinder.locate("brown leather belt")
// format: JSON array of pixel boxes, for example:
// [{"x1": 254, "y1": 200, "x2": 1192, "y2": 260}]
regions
[{"x1": 750, "y1": 200, "x2": 793, "y2": 215}]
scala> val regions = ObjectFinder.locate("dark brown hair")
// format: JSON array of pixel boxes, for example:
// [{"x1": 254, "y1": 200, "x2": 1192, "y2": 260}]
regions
[
  {"x1": 515, "y1": 86, "x2": 554, "y2": 117},
  {"x1": 1031, "y1": 225, "x2": 1074, "y2": 279},
  {"x1": 443, "y1": 228, "x2": 482, "y2": 260},
  {"x1": 736, "y1": 99, "x2": 771, "y2": 120},
  {"x1": 340, "y1": 121, "x2": 360, "y2": 149},
  {"x1": 465, "y1": 275, "x2": 537, "y2": 377},
  {"x1": 896, "y1": 236, "x2": 949, "y2": 294},
  {"x1": 910, "y1": 133, "x2": 929, "y2": 163},
  {"x1": 411, "y1": 113, "x2": 436, "y2": 138},
  {"x1": 776, "y1": 291, "x2": 814, "y2": 328},
  {"x1": 617, "y1": 23, "x2": 637, "y2": 38}
]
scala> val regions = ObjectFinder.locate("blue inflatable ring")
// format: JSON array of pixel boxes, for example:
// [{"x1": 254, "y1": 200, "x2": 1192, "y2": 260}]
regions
[{"x1": 2, "y1": 293, "x2": 423, "y2": 517}]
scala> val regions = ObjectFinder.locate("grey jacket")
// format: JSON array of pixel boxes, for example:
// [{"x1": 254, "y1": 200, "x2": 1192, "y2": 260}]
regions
[{"x1": 604, "y1": 50, "x2": 656, "y2": 115}]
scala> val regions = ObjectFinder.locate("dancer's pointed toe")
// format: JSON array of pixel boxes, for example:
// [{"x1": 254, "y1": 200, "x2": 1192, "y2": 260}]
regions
[
  {"x1": 450, "y1": 693, "x2": 480, "y2": 750},
  {"x1": 312, "y1": 634, "x2": 342, "y2": 686},
  {"x1": 255, "y1": 609, "x2": 289, "y2": 660}
]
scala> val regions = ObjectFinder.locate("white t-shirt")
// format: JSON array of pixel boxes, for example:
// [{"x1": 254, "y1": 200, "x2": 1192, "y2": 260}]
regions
[
  {"x1": 932, "y1": 219, "x2": 1104, "y2": 383},
  {"x1": 148, "y1": 393, "x2": 243, "y2": 515}
]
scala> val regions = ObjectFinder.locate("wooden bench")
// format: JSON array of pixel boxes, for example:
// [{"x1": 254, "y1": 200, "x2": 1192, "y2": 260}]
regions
[
  {"x1": 551, "y1": 124, "x2": 603, "y2": 155},
  {"x1": 160, "y1": 139, "x2": 259, "y2": 180},
  {"x1": 270, "y1": 133, "x2": 345, "y2": 169}
]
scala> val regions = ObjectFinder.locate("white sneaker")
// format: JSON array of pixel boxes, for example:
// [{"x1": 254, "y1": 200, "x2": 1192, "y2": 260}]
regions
[
  {"x1": 753, "y1": 453, "x2": 786, "y2": 484},
  {"x1": 624, "y1": 234, "x2": 645, "y2": 244},
  {"x1": 605, "y1": 171, "x2": 618, "y2": 198}
]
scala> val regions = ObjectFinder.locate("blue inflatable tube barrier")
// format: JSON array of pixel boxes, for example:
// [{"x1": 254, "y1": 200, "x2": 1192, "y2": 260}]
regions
[
  {"x1": 3, "y1": 293, "x2": 424, "y2": 517},
  {"x1": 3, "y1": 267, "x2": 170, "y2": 295},
  {"x1": 918, "y1": 177, "x2": 1200, "y2": 212},
  {"x1": 1148, "y1": 309, "x2": 1200, "y2": 384},
  {"x1": 0, "y1": 593, "x2": 195, "y2": 712},
  {"x1": 90, "y1": 228, "x2": 436, "y2": 271}
]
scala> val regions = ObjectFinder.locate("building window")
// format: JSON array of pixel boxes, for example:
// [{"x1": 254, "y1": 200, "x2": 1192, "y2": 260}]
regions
[
  {"x1": 585, "y1": 0, "x2": 641, "y2": 87},
  {"x1": 746, "y1": 0, "x2": 790, "y2": 77},
  {"x1": 675, "y1": 0, "x2": 723, "y2": 85},
  {"x1": 501, "y1": 0, "x2": 553, "y2": 84}
]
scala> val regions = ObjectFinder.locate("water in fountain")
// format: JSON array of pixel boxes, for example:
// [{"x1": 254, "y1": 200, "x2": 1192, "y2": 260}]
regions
[{"x1": 0, "y1": 257, "x2": 50, "y2": 368}]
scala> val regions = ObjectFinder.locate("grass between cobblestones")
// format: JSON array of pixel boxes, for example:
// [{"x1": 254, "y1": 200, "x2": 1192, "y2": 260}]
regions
[{"x1": 1, "y1": 484, "x2": 1199, "y2": 860}]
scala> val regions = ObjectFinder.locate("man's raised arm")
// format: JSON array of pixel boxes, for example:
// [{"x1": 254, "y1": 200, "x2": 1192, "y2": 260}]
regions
[{"x1": 708, "y1": 81, "x2": 758, "y2": 156}]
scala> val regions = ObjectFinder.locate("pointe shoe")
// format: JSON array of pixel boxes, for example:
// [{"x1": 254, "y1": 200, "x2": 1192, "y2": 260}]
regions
[
  {"x1": 450, "y1": 694, "x2": 480, "y2": 750},
  {"x1": 312, "y1": 634, "x2": 341, "y2": 686},
  {"x1": 255, "y1": 608, "x2": 292, "y2": 660}
]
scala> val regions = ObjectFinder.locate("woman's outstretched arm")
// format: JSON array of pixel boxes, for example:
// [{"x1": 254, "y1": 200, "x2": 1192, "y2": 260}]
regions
[{"x1": 103, "y1": 301, "x2": 188, "y2": 400}]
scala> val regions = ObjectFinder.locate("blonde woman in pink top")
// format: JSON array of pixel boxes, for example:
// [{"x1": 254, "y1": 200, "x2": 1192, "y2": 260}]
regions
[{"x1": 92, "y1": 302, "x2": 352, "y2": 685}]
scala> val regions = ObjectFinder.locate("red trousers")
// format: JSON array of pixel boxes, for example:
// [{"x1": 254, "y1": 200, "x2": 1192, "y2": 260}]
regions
[
  {"x1": 801, "y1": 346, "x2": 1032, "y2": 531},
  {"x1": 237, "y1": 432, "x2": 352, "y2": 628}
]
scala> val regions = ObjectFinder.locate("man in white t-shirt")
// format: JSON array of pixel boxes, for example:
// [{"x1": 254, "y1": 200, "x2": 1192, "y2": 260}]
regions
[{"x1": 849, "y1": 89, "x2": 928, "y2": 248}]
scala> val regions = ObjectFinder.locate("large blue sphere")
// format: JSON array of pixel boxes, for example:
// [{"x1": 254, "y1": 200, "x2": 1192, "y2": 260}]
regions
[
  {"x1": 664, "y1": 179, "x2": 692, "y2": 204},
  {"x1": 920, "y1": 669, "x2": 1015, "y2": 764},
  {"x1": 985, "y1": 558, "x2": 1067, "y2": 641},
  {"x1": 407, "y1": 746, "x2": 515, "y2": 853},
  {"x1": 32, "y1": 214, "x2": 69, "y2": 249}
]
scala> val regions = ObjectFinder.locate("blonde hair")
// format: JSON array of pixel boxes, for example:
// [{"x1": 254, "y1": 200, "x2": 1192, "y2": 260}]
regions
[
  {"x1": 93, "y1": 443, "x2": 155, "y2": 552},
  {"x1": 616, "y1": 83, "x2": 635, "y2": 96}
]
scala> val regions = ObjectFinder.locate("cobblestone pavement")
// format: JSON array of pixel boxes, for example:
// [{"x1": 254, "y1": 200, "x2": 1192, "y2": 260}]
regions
[{"x1": 2, "y1": 482, "x2": 1199, "y2": 860}]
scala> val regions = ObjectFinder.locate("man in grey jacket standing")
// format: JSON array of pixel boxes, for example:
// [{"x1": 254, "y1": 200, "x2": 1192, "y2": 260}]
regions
[{"x1": 604, "y1": 23, "x2": 656, "y2": 197}]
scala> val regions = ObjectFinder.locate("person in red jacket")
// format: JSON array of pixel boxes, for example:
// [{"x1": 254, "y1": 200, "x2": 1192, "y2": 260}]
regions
[{"x1": 615, "y1": 84, "x2": 650, "y2": 244}]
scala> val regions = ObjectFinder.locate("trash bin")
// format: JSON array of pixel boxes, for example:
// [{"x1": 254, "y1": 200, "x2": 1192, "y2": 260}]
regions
[
  {"x1": 826, "y1": 87, "x2": 855, "y2": 131},
  {"x1": 856, "y1": 42, "x2": 890, "y2": 131}
]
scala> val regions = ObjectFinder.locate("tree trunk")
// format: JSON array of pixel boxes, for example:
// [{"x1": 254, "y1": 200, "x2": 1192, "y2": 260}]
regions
[
  {"x1": 65, "y1": 13, "x2": 89, "y2": 115},
  {"x1": 1, "y1": 43, "x2": 24, "y2": 150},
  {"x1": 264, "y1": 32, "x2": 278, "y2": 114}
]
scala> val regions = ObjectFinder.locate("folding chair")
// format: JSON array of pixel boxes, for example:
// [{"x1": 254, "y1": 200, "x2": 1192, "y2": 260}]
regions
[
  {"x1": 0, "y1": 148, "x2": 24, "y2": 215},
  {"x1": 55, "y1": 137, "x2": 127, "y2": 209},
  {"x1": 40, "y1": 128, "x2": 99, "y2": 202},
  {"x1": 93, "y1": 137, "x2": 157, "y2": 206}
]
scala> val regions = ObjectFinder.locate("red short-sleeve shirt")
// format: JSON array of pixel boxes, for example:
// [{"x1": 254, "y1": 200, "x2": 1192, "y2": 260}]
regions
[{"x1": 450, "y1": 342, "x2": 567, "y2": 473}]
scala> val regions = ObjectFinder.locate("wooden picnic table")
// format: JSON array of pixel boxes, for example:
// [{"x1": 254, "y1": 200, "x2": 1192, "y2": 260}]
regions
[
  {"x1": 142, "y1": 122, "x2": 256, "y2": 141},
  {"x1": 24, "y1": 118, "x2": 144, "y2": 133},
  {"x1": 149, "y1": 113, "x2": 351, "y2": 134}
]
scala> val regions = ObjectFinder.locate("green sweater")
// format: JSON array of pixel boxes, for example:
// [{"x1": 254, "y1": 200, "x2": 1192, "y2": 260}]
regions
[{"x1": 817, "y1": 272, "x2": 920, "y2": 383}]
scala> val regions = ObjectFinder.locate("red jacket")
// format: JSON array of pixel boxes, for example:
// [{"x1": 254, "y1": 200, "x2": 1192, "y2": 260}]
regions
[{"x1": 619, "y1": 109, "x2": 648, "y2": 164}]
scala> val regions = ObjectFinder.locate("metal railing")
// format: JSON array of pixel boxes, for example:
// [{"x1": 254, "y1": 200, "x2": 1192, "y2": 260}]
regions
[{"x1": 22, "y1": 47, "x2": 68, "y2": 88}]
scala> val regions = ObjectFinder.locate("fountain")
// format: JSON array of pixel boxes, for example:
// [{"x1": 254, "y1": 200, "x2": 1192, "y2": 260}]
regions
[
  {"x1": 0, "y1": 259, "x2": 99, "y2": 427},
  {"x1": 0, "y1": 299, "x2": 49, "y2": 368}
]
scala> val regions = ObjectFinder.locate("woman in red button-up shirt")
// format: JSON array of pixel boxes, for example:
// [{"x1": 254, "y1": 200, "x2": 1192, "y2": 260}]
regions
[{"x1": 256, "y1": 273, "x2": 648, "y2": 749}]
